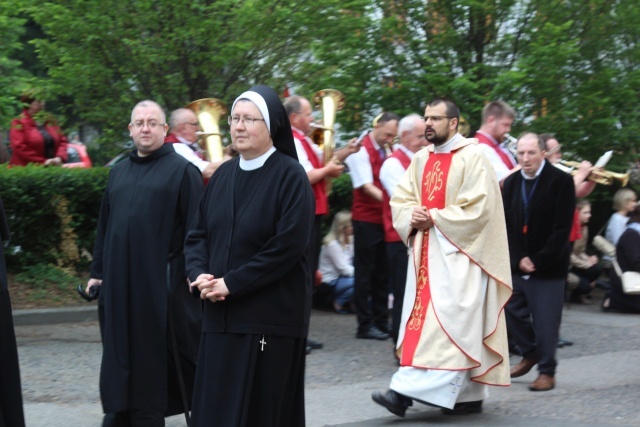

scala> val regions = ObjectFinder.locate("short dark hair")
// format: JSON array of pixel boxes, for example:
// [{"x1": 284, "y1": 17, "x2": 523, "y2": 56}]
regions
[
  {"x1": 427, "y1": 97, "x2": 460, "y2": 121},
  {"x1": 426, "y1": 97, "x2": 460, "y2": 130},
  {"x1": 482, "y1": 100, "x2": 516, "y2": 124},
  {"x1": 373, "y1": 111, "x2": 400, "y2": 127},
  {"x1": 20, "y1": 91, "x2": 37, "y2": 105}
]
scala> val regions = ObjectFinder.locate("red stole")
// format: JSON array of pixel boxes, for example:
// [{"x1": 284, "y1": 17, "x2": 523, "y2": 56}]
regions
[
  {"x1": 352, "y1": 135, "x2": 387, "y2": 224},
  {"x1": 292, "y1": 129, "x2": 328, "y2": 216},
  {"x1": 383, "y1": 149, "x2": 412, "y2": 242},
  {"x1": 474, "y1": 131, "x2": 516, "y2": 169},
  {"x1": 400, "y1": 152, "x2": 454, "y2": 365}
]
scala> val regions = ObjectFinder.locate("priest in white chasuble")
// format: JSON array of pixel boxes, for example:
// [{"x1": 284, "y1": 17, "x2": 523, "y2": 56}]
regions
[{"x1": 372, "y1": 97, "x2": 512, "y2": 417}]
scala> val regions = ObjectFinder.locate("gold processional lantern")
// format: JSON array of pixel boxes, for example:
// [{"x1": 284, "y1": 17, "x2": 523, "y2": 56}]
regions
[{"x1": 185, "y1": 98, "x2": 227, "y2": 163}]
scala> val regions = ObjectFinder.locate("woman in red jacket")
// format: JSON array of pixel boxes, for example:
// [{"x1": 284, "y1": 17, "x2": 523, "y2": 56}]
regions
[{"x1": 9, "y1": 94, "x2": 68, "y2": 166}]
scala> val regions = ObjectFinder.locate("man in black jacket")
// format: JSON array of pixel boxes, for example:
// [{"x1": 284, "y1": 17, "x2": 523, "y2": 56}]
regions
[{"x1": 502, "y1": 132, "x2": 575, "y2": 392}]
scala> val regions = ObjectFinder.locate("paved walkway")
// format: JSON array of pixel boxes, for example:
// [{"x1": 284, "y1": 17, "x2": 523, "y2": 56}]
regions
[{"x1": 13, "y1": 292, "x2": 640, "y2": 426}]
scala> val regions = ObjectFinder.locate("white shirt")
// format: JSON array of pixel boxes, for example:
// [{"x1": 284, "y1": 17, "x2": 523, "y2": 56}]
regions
[
  {"x1": 605, "y1": 212, "x2": 629, "y2": 246},
  {"x1": 380, "y1": 144, "x2": 415, "y2": 197},
  {"x1": 292, "y1": 127, "x2": 323, "y2": 172},
  {"x1": 476, "y1": 130, "x2": 516, "y2": 182},
  {"x1": 344, "y1": 132, "x2": 385, "y2": 189},
  {"x1": 318, "y1": 240, "x2": 354, "y2": 283},
  {"x1": 171, "y1": 136, "x2": 210, "y2": 172}
]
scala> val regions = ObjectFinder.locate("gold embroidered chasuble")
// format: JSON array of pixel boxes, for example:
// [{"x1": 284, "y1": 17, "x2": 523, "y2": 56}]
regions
[{"x1": 390, "y1": 136, "x2": 513, "y2": 386}]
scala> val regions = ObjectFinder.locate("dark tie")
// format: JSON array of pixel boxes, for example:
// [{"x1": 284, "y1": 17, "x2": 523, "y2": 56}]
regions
[{"x1": 378, "y1": 147, "x2": 386, "y2": 159}]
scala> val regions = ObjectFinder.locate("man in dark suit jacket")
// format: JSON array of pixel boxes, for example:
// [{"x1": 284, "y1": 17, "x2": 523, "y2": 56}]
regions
[
  {"x1": 502, "y1": 133, "x2": 575, "y2": 392},
  {"x1": 0, "y1": 197, "x2": 26, "y2": 427}
]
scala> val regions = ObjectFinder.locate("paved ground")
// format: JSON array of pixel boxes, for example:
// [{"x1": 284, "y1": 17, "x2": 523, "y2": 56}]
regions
[{"x1": 12, "y1": 289, "x2": 640, "y2": 426}]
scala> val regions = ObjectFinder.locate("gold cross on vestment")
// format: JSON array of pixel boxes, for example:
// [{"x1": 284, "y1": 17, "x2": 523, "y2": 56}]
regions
[{"x1": 260, "y1": 336, "x2": 267, "y2": 351}]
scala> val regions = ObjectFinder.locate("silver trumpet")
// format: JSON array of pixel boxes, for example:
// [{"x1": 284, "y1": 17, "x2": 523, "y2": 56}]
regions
[{"x1": 504, "y1": 133, "x2": 518, "y2": 156}]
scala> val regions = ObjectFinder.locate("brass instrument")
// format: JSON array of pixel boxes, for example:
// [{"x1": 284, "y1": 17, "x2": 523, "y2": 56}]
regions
[
  {"x1": 558, "y1": 160, "x2": 630, "y2": 186},
  {"x1": 185, "y1": 98, "x2": 227, "y2": 162},
  {"x1": 313, "y1": 89, "x2": 345, "y2": 193}
]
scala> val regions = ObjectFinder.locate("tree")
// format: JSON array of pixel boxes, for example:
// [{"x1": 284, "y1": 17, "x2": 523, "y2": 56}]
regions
[{"x1": 14, "y1": 0, "x2": 372, "y2": 153}]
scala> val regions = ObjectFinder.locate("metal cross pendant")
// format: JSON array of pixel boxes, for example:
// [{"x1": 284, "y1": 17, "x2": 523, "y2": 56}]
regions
[{"x1": 259, "y1": 335, "x2": 267, "y2": 352}]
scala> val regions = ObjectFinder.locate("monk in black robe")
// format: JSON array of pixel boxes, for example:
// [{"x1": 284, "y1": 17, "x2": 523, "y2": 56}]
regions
[
  {"x1": 186, "y1": 85, "x2": 314, "y2": 427},
  {"x1": 0, "y1": 197, "x2": 25, "y2": 427},
  {"x1": 87, "y1": 100, "x2": 203, "y2": 426}
]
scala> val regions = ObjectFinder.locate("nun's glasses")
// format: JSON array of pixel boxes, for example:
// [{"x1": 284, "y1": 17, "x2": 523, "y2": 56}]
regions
[{"x1": 228, "y1": 115, "x2": 266, "y2": 127}]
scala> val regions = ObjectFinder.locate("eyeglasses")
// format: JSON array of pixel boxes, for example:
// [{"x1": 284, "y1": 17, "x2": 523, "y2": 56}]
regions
[
  {"x1": 131, "y1": 120, "x2": 165, "y2": 129},
  {"x1": 228, "y1": 115, "x2": 266, "y2": 127},
  {"x1": 421, "y1": 115, "x2": 452, "y2": 122}
]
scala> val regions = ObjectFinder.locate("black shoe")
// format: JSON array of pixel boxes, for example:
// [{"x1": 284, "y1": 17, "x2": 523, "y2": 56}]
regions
[
  {"x1": 441, "y1": 400, "x2": 483, "y2": 415},
  {"x1": 357, "y1": 326, "x2": 390, "y2": 340},
  {"x1": 557, "y1": 338, "x2": 573, "y2": 348},
  {"x1": 375, "y1": 322, "x2": 392, "y2": 335},
  {"x1": 306, "y1": 345, "x2": 312, "y2": 355},
  {"x1": 371, "y1": 389, "x2": 412, "y2": 417},
  {"x1": 307, "y1": 339, "x2": 323, "y2": 350}
]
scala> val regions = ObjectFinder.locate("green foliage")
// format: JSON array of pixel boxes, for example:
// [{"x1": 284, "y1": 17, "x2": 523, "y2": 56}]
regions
[
  {"x1": 323, "y1": 174, "x2": 354, "y2": 235},
  {"x1": 2, "y1": 0, "x2": 638, "y2": 175},
  {"x1": 0, "y1": 164, "x2": 109, "y2": 272},
  {"x1": 15, "y1": 262, "x2": 76, "y2": 292}
]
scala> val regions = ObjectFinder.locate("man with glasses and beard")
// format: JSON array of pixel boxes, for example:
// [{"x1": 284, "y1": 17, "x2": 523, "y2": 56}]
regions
[{"x1": 372, "y1": 97, "x2": 512, "y2": 417}]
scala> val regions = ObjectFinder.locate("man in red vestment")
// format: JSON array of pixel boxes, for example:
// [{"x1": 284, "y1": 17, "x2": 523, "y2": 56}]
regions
[
  {"x1": 474, "y1": 100, "x2": 518, "y2": 186},
  {"x1": 344, "y1": 111, "x2": 400, "y2": 340},
  {"x1": 165, "y1": 108, "x2": 224, "y2": 180},
  {"x1": 284, "y1": 95, "x2": 358, "y2": 352}
]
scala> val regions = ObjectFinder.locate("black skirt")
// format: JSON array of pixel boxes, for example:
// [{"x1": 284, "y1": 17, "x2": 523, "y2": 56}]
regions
[{"x1": 191, "y1": 332, "x2": 306, "y2": 427}]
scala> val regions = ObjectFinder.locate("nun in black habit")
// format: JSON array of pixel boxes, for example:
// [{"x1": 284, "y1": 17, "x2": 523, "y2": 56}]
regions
[
  {"x1": 185, "y1": 85, "x2": 315, "y2": 427},
  {"x1": 0, "y1": 197, "x2": 26, "y2": 427}
]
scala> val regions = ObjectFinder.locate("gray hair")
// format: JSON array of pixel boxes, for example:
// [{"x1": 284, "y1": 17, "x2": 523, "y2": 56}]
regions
[{"x1": 397, "y1": 114, "x2": 423, "y2": 138}]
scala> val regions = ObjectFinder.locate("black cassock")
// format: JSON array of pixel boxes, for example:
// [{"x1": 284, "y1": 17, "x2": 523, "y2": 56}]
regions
[
  {"x1": 0, "y1": 197, "x2": 25, "y2": 427},
  {"x1": 186, "y1": 150, "x2": 315, "y2": 427},
  {"x1": 91, "y1": 144, "x2": 203, "y2": 416}
]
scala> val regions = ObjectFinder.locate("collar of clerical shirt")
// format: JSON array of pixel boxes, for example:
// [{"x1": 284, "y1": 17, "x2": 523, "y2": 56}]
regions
[
  {"x1": 433, "y1": 133, "x2": 462, "y2": 154},
  {"x1": 239, "y1": 146, "x2": 276, "y2": 171}
]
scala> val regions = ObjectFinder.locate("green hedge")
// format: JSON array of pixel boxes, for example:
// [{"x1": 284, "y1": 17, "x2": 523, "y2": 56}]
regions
[
  {"x1": 0, "y1": 165, "x2": 355, "y2": 273},
  {"x1": 0, "y1": 165, "x2": 109, "y2": 272}
]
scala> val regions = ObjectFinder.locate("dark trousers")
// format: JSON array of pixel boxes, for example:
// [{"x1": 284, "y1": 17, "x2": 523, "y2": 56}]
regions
[
  {"x1": 309, "y1": 215, "x2": 323, "y2": 276},
  {"x1": 353, "y1": 220, "x2": 389, "y2": 333},
  {"x1": 570, "y1": 264, "x2": 602, "y2": 298},
  {"x1": 506, "y1": 275, "x2": 565, "y2": 376},
  {"x1": 386, "y1": 241, "x2": 408, "y2": 343},
  {"x1": 102, "y1": 410, "x2": 165, "y2": 427}
]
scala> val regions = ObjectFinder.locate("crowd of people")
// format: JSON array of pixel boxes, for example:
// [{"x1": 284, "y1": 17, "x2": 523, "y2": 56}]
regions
[{"x1": 1, "y1": 88, "x2": 638, "y2": 427}]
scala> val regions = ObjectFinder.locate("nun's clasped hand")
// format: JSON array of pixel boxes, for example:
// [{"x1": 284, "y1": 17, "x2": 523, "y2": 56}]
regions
[{"x1": 191, "y1": 273, "x2": 230, "y2": 302}]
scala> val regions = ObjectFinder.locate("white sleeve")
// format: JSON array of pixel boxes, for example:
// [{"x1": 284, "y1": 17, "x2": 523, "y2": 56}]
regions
[
  {"x1": 478, "y1": 144, "x2": 511, "y2": 182},
  {"x1": 294, "y1": 138, "x2": 314, "y2": 172},
  {"x1": 344, "y1": 147, "x2": 373, "y2": 189},
  {"x1": 172, "y1": 143, "x2": 209, "y2": 172},
  {"x1": 605, "y1": 214, "x2": 626, "y2": 245},
  {"x1": 380, "y1": 158, "x2": 405, "y2": 197}
]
